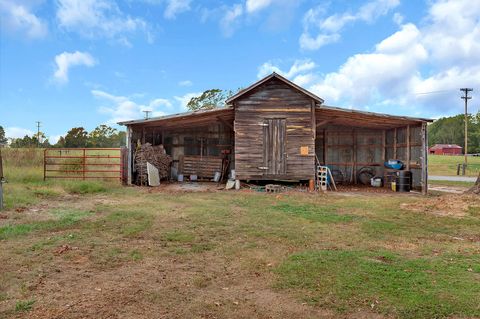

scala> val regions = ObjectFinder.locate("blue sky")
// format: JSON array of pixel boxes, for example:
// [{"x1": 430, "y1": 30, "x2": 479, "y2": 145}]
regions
[{"x1": 1, "y1": 0, "x2": 479, "y2": 143}]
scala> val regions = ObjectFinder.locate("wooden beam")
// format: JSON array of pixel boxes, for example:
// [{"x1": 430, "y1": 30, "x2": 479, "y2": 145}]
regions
[
  {"x1": 126, "y1": 126, "x2": 133, "y2": 185},
  {"x1": 382, "y1": 130, "x2": 386, "y2": 162},
  {"x1": 353, "y1": 129, "x2": 357, "y2": 184},
  {"x1": 311, "y1": 100, "x2": 316, "y2": 180},
  {"x1": 421, "y1": 122, "x2": 428, "y2": 195},
  {"x1": 393, "y1": 128, "x2": 397, "y2": 159},
  {"x1": 216, "y1": 116, "x2": 234, "y2": 131},
  {"x1": 324, "y1": 130, "x2": 328, "y2": 165},
  {"x1": 406, "y1": 125, "x2": 411, "y2": 170},
  {"x1": 316, "y1": 119, "x2": 331, "y2": 128}
]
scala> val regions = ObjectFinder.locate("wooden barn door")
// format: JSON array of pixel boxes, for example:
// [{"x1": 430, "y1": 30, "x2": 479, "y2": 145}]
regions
[{"x1": 263, "y1": 119, "x2": 287, "y2": 176}]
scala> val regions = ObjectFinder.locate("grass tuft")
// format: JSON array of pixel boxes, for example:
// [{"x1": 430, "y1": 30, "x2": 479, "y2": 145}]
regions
[
  {"x1": 64, "y1": 181, "x2": 107, "y2": 194},
  {"x1": 15, "y1": 299, "x2": 35, "y2": 312}
]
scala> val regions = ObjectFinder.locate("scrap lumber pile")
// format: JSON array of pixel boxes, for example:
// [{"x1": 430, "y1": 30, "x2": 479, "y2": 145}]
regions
[{"x1": 134, "y1": 143, "x2": 172, "y2": 185}]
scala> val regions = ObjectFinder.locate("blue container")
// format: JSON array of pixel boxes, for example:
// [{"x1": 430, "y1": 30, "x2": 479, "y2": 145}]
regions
[{"x1": 384, "y1": 160, "x2": 404, "y2": 170}]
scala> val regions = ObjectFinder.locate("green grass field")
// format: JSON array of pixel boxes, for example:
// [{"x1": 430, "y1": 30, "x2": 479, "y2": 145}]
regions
[
  {"x1": 1, "y1": 149, "x2": 479, "y2": 318},
  {"x1": 429, "y1": 154, "x2": 480, "y2": 176}
]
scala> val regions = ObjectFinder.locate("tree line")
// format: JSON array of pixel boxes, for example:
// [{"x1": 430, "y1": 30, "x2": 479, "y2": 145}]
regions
[
  {"x1": 0, "y1": 125, "x2": 126, "y2": 148},
  {"x1": 428, "y1": 111, "x2": 480, "y2": 154}
]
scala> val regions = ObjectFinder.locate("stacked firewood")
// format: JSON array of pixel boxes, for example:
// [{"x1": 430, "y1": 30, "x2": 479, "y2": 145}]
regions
[{"x1": 134, "y1": 143, "x2": 172, "y2": 185}]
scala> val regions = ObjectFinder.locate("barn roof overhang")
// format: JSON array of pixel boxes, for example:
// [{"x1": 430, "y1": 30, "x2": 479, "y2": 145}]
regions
[
  {"x1": 226, "y1": 72, "x2": 324, "y2": 104},
  {"x1": 117, "y1": 107, "x2": 234, "y2": 130},
  {"x1": 316, "y1": 105, "x2": 433, "y2": 129}
]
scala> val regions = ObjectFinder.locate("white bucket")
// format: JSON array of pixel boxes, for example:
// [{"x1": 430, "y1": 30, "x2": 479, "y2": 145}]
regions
[{"x1": 213, "y1": 171, "x2": 221, "y2": 182}]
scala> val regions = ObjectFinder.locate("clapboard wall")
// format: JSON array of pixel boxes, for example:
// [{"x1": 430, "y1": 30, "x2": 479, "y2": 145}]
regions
[{"x1": 233, "y1": 77, "x2": 316, "y2": 181}]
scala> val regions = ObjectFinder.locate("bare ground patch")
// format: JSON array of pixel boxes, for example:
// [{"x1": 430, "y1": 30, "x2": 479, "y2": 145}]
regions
[{"x1": 400, "y1": 194, "x2": 480, "y2": 217}]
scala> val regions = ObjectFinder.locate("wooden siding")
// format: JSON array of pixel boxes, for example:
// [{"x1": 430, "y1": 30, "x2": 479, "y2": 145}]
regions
[{"x1": 234, "y1": 77, "x2": 315, "y2": 180}]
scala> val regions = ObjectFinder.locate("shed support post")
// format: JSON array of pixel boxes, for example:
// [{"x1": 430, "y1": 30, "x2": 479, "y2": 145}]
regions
[
  {"x1": 382, "y1": 130, "x2": 386, "y2": 162},
  {"x1": 353, "y1": 129, "x2": 357, "y2": 184},
  {"x1": 406, "y1": 125, "x2": 411, "y2": 170},
  {"x1": 311, "y1": 100, "x2": 316, "y2": 181},
  {"x1": 393, "y1": 128, "x2": 397, "y2": 159},
  {"x1": 421, "y1": 123, "x2": 428, "y2": 195},
  {"x1": 127, "y1": 126, "x2": 133, "y2": 185}
]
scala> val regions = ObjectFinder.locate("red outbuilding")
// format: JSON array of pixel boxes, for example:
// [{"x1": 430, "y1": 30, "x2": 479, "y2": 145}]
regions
[{"x1": 428, "y1": 144, "x2": 463, "y2": 155}]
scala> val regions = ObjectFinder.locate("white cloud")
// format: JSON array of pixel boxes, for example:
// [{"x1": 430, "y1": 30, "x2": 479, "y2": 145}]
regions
[
  {"x1": 49, "y1": 134, "x2": 64, "y2": 144},
  {"x1": 0, "y1": 0, "x2": 47, "y2": 38},
  {"x1": 300, "y1": 0, "x2": 399, "y2": 50},
  {"x1": 246, "y1": 0, "x2": 273, "y2": 13},
  {"x1": 174, "y1": 92, "x2": 202, "y2": 111},
  {"x1": 56, "y1": 0, "x2": 149, "y2": 44},
  {"x1": 53, "y1": 51, "x2": 97, "y2": 84},
  {"x1": 178, "y1": 80, "x2": 193, "y2": 87},
  {"x1": 92, "y1": 90, "x2": 179, "y2": 123},
  {"x1": 220, "y1": 4, "x2": 243, "y2": 37},
  {"x1": 164, "y1": 0, "x2": 191, "y2": 19},
  {"x1": 261, "y1": 0, "x2": 480, "y2": 118},
  {"x1": 393, "y1": 12, "x2": 404, "y2": 25},
  {"x1": 5, "y1": 127, "x2": 34, "y2": 139},
  {"x1": 150, "y1": 98, "x2": 172, "y2": 109},
  {"x1": 258, "y1": 59, "x2": 316, "y2": 82}
]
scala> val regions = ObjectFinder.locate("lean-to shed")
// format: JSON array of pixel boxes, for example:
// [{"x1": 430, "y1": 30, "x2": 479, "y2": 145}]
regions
[{"x1": 119, "y1": 72, "x2": 432, "y2": 193}]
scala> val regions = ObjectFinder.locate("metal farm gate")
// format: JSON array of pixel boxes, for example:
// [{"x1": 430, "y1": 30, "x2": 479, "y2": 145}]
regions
[{"x1": 44, "y1": 148, "x2": 127, "y2": 182}]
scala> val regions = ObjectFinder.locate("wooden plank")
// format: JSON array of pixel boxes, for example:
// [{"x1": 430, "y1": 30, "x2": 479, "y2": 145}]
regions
[
  {"x1": 406, "y1": 125, "x2": 411, "y2": 170},
  {"x1": 421, "y1": 122, "x2": 428, "y2": 195},
  {"x1": 353, "y1": 129, "x2": 357, "y2": 184},
  {"x1": 393, "y1": 128, "x2": 397, "y2": 158},
  {"x1": 382, "y1": 130, "x2": 386, "y2": 162}
]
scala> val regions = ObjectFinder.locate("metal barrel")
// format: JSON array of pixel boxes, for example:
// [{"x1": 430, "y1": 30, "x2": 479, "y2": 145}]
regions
[{"x1": 396, "y1": 170, "x2": 412, "y2": 192}]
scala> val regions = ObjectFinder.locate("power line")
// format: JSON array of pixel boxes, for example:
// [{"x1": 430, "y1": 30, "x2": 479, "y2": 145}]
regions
[
  {"x1": 414, "y1": 89, "x2": 453, "y2": 95},
  {"x1": 460, "y1": 88, "x2": 473, "y2": 165}
]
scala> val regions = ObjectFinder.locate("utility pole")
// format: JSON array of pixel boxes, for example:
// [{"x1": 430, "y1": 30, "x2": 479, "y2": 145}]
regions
[
  {"x1": 142, "y1": 110, "x2": 151, "y2": 120},
  {"x1": 36, "y1": 121, "x2": 41, "y2": 147},
  {"x1": 460, "y1": 88, "x2": 473, "y2": 165}
]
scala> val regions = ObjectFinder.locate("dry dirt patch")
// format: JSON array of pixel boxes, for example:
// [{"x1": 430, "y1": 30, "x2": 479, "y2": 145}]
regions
[{"x1": 400, "y1": 194, "x2": 480, "y2": 217}]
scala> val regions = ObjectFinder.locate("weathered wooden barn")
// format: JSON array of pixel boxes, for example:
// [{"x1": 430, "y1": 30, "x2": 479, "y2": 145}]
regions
[{"x1": 119, "y1": 73, "x2": 432, "y2": 193}]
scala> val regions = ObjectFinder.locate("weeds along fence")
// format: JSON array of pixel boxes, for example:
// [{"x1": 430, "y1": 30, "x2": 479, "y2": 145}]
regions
[
  {"x1": 44, "y1": 148, "x2": 126, "y2": 182},
  {"x1": 2, "y1": 148, "x2": 44, "y2": 167}
]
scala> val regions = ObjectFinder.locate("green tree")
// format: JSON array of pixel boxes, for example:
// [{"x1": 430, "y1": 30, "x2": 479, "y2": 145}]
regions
[
  {"x1": 64, "y1": 127, "x2": 88, "y2": 148},
  {"x1": 428, "y1": 111, "x2": 480, "y2": 154},
  {"x1": 9, "y1": 133, "x2": 50, "y2": 148},
  {"x1": 0, "y1": 126, "x2": 7, "y2": 147},
  {"x1": 186, "y1": 89, "x2": 237, "y2": 111},
  {"x1": 87, "y1": 125, "x2": 118, "y2": 147},
  {"x1": 87, "y1": 125, "x2": 126, "y2": 147}
]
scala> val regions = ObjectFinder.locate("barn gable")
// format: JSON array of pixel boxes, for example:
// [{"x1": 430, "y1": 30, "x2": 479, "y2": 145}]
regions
[{"x1": 232, "y1": 74, "x2": 318, "y2": 181}]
